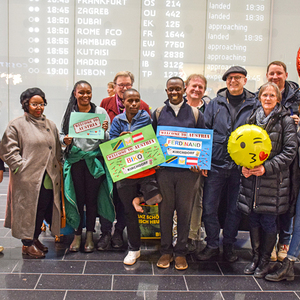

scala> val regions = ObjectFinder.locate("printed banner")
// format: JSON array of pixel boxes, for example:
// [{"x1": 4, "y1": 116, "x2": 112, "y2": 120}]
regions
[
  {"x1": 138, "y1": 204, "x2": 160, "y2": 239},
  {"x1": 157, "y1": 126, "x2": 213, "y2": 170},
  {"x1": 68, "y1": 112, "x2": 106, "y2": 139},
  {"x1": 100, "y1": 125, "x2": 165, "y2": 182}
]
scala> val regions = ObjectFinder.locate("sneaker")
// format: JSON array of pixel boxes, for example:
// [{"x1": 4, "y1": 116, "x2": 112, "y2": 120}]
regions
[
  {"x1": 187, "y1": 238, "x2": 197, "y2": 253},
  {"x1": 123, "y1": 250, "x2": 140, "y2": 265},
  {"x1": 196, "y1": 246, "x2": 219, "y2": 261},
  {"x1": 223, "y1": 243, "x2": 238, "y2": 263},
  {"x1": 277, "y1": 244, "x2": 289, "y2": 262},
  {"x1": 96, "y1": 232, "x2": 111, "y2": 251},
  {"x1": 270, "y1": 246, "x2": 277, "y2": 261},
  {"x1": 157, "y1": 254, "x2": 173, "y2": 268},
  {"x1": 111, "y1": 230, "x2": 124, "y2": 248},
  {"x1": 175, "y1": 256, "x2": 188, "y2": 270}
]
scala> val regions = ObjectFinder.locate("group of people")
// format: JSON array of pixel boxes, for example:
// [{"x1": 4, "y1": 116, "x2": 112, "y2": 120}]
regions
[{"x1": 0, "y1": 62, "x2": 300, "y2": 281}]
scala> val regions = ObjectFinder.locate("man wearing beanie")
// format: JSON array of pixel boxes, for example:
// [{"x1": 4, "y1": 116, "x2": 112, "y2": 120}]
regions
[{"x1": 197, "y1": 66, "x2": 259, "y2": 262}]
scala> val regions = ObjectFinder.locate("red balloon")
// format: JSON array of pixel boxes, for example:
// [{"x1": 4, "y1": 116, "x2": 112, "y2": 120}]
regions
[{"x1": 297, "y1": 48, "x2": 300, "y2": 77}]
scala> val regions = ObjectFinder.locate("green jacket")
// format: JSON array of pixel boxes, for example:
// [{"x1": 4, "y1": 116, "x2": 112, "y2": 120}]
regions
[{"x1": 63, "y1": 145, "x2": 115, "y2": 229}]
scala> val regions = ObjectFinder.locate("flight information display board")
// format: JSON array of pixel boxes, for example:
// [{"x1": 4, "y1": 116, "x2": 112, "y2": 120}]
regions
[{"x1": 0, "y1": 0, "x2": 284, "y2": 134}]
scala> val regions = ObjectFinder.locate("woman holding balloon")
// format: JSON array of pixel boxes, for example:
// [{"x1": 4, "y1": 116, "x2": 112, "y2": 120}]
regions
[{"x1": 235, "y1": 82, "x2": 297, "y2": 278}]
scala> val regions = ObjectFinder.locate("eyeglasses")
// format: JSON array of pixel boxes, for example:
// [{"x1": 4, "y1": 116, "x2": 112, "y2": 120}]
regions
[
  {"x1": 29, "y1": 103, "x2": 46, "y2": 107},
  {"x1": 116, "y1": 83, "x2": 132, "y2": 88},
  {"x1": 226, "y1": 75, "x2": 245, "y2": 82}
]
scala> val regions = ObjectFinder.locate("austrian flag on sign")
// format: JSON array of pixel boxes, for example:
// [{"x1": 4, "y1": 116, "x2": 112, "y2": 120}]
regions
[
  {"x1": 132, "y1": 132, "x2": 144, "y2": 143},
  {"x1": 186, "y1": 157, "x2": 198, "y2": 165}
]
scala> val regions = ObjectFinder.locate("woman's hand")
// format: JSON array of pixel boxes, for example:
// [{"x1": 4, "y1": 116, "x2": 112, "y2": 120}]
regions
[
  {"x1": 190, "y1": 166, "x2": 202, "y2": 173},
  {"x1": 119, "y1": 131, "x2": 131, "y2": 136},
  {"x1": 63, "y1": 134, "x2": 73, "y2": 146},
  {"x1": 102, "y1": 120, "x2": 108, "y2": 132},
  {"x1": 249, "y1": 165, "x2": 265, "y2": 177},
  {"x1": 0, "y1": 170, "x2": 3, "y2": 183},
  {"x1": 242, "y1": 166, "x2": 252, "y2": 178}
]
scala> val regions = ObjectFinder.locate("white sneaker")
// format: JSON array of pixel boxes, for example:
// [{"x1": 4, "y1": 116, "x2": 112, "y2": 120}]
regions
[{"x1": 123, "y1": 250, "x2": 140, "y2": 265}]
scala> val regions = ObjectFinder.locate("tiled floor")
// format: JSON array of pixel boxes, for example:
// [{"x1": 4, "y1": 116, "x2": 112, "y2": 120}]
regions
[{"x1": 0, "y1": 172, "x2": 300, "y2": 299}]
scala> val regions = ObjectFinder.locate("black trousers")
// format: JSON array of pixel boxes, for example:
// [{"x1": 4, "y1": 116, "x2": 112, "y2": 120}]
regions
[
  {"x1": 99, "y1": 183, "x2": 126, "y2": 233},
  {"x1": 156, "y1": 168, "x2": 198, "y2": 257},
  {"x1": 71, "y1": 159, "x2": 104, "y2": 235},
  {"x1": 22, "y1": 178, "x2": 53, "y2": 246}
]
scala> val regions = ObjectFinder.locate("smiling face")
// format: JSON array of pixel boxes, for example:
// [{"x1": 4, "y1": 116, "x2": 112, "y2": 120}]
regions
[
  {"x1": 228, "y1": 124, "x2": 272, "y2": 169},
  {"x1": 115, "y1": 75, "x2": 132, "y2": 99},
  {"x1": 166, "y1": 78, "x2": 185, "y2": 105},
  {"x1": 260, "y1": 85, "x2": 278, "y2": 116},
  {"x1": 226, "y1": 72, "x2": 247, "y2": 96},
  {"x1": 186, "y1": 77, "x2": 206, "y2": 102},
  {"x1": 266, "y1": 64, "x2": 288, "y2": 91},
  {"x1": 28, "y1": 95, "x2": 45, "y2": 118},
  {"x1": 74, "y1": 83, "x2": 92, "y2": 111}
]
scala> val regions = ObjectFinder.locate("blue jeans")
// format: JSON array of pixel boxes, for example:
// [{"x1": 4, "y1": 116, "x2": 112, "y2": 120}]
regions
[
  {"x1": 278, "y1": 211, "x2": 293, "y2": 245},
  {"x1": 202, "y1": 167, "x2": 242, "y2": 248},
  {"x1": 287, "y1": 191, "x2": 300, "y2": 260}
]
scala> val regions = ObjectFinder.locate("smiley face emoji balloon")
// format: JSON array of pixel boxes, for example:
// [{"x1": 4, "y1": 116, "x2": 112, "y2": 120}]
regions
[{"x1": 228, "y1": 124, "x2": 272, "y2": 169}]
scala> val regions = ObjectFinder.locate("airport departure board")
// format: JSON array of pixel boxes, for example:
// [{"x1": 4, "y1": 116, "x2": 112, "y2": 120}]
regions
[{"x1": 0, "y1": 0, "x2": 298, "y2": 133}]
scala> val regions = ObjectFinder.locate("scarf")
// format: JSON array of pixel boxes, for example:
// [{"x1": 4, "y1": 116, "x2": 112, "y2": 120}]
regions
[{"x1": 255, "y1": 105, "x2": 279, "y2": 129}]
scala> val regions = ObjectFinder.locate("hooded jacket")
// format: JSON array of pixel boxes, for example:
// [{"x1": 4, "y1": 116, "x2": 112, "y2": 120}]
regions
[{"x1": 204, "y1": 88, "x2": 259, "y2": 169}]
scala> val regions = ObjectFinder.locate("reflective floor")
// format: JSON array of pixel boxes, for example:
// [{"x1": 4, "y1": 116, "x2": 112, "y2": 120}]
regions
[{"x1": 0, "y1": 172, "x2": 299, "y2": 300}]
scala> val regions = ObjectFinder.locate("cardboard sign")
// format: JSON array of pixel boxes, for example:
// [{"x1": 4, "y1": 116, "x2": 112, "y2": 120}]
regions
[
  {"x1": 157, "y1": 126, "x2": 213, "y2": 170},
  {"x1": 68, "y1": 112, "x2": 106, "y2": 139},
  {"x1": 100, "y1": 125, "x2": 165, "y2": 182}
]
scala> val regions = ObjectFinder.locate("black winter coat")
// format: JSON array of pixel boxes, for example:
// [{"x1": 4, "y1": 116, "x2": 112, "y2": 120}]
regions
[{"x1": 237, "y1": 104, "x2": 298, "y2": 215}]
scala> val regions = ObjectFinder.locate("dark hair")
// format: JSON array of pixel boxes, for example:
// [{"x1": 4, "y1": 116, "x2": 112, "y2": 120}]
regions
[
  {"x1": 20, "y1": 87, "x2": 47, "y2": 112},
  {"x1": 267, "y1": 61, "x2": 287, "y2": 73},
  {"x1": 185, "y1": 74, "x2": 207, "y2": 91},
  {"x1": 258, "y1": 82, "x2": 282, "y2": 103},
  {"x1": 166, "y1": 77, "x2": 185, "y2": 88},
  {"x1": 61, "y1": 80, "x2": 92, "y2": 135},
  {"x1": 123, "y1": 88, "x2": 140, "y2": 100}
]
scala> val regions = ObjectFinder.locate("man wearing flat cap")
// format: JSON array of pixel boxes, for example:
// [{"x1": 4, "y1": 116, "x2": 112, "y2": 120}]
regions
[{"x1": 197, "y1": 66, "x2": 259, "y2": 262}]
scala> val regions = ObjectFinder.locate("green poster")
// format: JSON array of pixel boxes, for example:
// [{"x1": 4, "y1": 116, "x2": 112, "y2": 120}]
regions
[
  {"x1": 68, "y1": 112, "x2": 106, "y2": 139},
  {"x1": 100, "y1": 125, "x2": 165, "y2": 182}
]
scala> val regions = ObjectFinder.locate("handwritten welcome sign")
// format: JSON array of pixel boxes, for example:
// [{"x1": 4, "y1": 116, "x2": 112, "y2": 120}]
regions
[
  {"x1": 157, "y1": 126, "x2": 213, "y2": 169},
  {"x1": 100, "y1": 125, "x2": 165, "y2": 182},
  {"x1": 68, "y1": 112, "x2": 106, "y2": 139}
]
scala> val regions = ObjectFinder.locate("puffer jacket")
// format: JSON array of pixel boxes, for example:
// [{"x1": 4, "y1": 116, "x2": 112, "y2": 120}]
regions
[
  {"x1": 237, "y1": 104, "x2": 298, "y2": 215},
  {"x1": 282, "y1": 81, "x2": 300, "y2": 115},
  {"x1": 204, "y1": 88, "x2": 259, "y2": 169}
]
